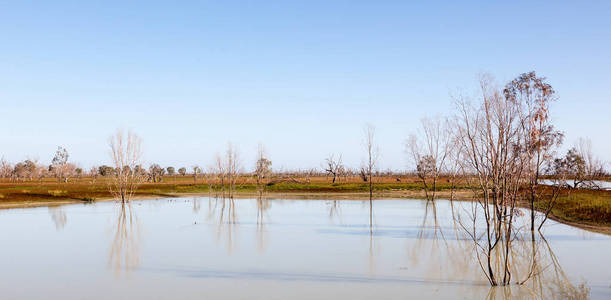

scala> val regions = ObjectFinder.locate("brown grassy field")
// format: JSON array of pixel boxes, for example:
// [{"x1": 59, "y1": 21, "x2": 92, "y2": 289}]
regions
[{"x1": 1, "y1": 175, "x2": 609, "y2": 229}]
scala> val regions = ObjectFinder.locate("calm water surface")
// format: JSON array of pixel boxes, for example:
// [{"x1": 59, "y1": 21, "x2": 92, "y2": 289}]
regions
[{"x1": 0, "y1": 198, "x2": 609, "y2": 299}]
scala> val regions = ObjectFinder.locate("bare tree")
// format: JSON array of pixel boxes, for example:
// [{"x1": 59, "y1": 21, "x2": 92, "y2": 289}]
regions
[
  {"x1": 454, "y1": 74, "x2": 531, "y2": 286},
  {"x1": 0, "y1": 157, "x2": 12, "y2": 180},
  {"x1": 89, "y1": 166, "x2": 99, "y2": 184},
  {"x1": 323, "y1": 154, "x2": 343, "y2": 183},
  {"x1": 108, "y1": 129, "x2": 143, "y2": 203},
  {"x1": 148, "y1": 164, "x2": 165, "y2": 182},
  {"x1": 358, "y1": 167, "x2": 368, "y2": 182},
  {"x1": 62, "y1": 163, "x2": 77, "y2": 183},
  {"x1": 51, "y1": 146, "x2": 70, "y2": 183},
  {"x1": 255, "y1": 143, "x2": 272, "y2": 195},
  {"x1": 406, "y1": 117, "x2": 454, "y2": 201},
  {"x1": 192, "y1": 165, "x2": 202, "y2": 184},
  {"x1": 363, "y1": 123, "x2": 378, "y2": 200},
  {"x1": 576, "y1": 137, "x2": 605, "y2": 186},
  {"x1": 504, "y1": 71, "x2": 563, "y2": 231},
  {"x1": 362, "y1": 123, "x2": 379, "y2": 233},
  {"x1": 212, "y1": 154, "x2": 225, "y2": 196},
  {"x1": 225, "y1": 143, "x2": 241, "y2": 199}
]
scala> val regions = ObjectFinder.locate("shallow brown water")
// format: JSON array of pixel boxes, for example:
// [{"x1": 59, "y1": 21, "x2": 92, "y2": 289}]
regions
[{"x1": 0, "y1": 198, "x2": 609, "y2": 299}]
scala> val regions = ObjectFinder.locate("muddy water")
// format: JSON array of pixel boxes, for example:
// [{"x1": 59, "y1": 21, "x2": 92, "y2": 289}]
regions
[{"x1": 0, "y1": 198, "x2": 609, "y2": 299}]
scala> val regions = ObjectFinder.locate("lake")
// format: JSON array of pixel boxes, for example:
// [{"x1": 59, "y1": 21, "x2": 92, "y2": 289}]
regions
[{"x1": 0, "y1": 197, "x2": 609, "y2": 299}]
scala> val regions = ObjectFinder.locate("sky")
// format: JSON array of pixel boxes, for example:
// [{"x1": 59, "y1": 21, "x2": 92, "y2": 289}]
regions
[{"x1": 1, "y1": 1, "x2": 610, "y2": 171}]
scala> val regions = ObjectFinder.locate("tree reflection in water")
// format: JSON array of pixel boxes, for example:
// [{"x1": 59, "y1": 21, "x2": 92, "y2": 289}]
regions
[
  {"x1": 256, "y1": 195, "x2": 271, "y2": 253},
  {"x1": 328, "y1": 200, "x2": 341, "y2": 222},
  {"x1": 207, "y1": 196, "x2": 238, "y2": 254},
  {"x1": 192, "y1": 197, "x2": 200, "y2": 213},
  {"x1": 367, "y1": 200, "x2": 378, "y2": 275},
  {"x1": 48, "y1": 206, "x2": 67, "y2": 230},
  {"x1": 109, "y1": 201, "x2": 140, "y2": 274},
  {"x1": 409, "y1": 200, "x2": 475, "y2": 283},
  {"x1": 445, "y1": 201, "x2": 591, "y2": 299}
]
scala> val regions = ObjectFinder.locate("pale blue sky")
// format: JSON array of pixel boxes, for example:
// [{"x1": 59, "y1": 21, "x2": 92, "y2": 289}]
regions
[{"x1": 1, "y1": 1, "x2": 610, "y2": 170}]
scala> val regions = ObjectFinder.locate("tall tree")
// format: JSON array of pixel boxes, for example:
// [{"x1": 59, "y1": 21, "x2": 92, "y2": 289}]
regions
[
  {"x1": 108, "y1": 129, "x2": 143, "y2": 203},
  {"x1": 504, "y1": 71, "x2": 563, "y2": 231},
  {"x1": 363, "y1": 124, "x2": 378, "y2": 200},
  {"x1": 406, "y1": 116, "x2": 454, "y2": 201},
  {"x1": 51, "y1": 146, "x2": 70, "y2": 183},
  {"x1": 255, "y1": 143, "x2": 272, "y2": 195}
]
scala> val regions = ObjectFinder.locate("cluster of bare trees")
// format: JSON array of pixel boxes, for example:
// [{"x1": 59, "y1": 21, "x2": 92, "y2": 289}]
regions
[
  {"x1": 552, "y1": 138, "x2": 605, "y2": 189},
  {"x1": 0, "y1": 147, "x2": 81, "y2": 183},
  {"x1": 445, "y1": 72, "x2": 590, "y2": 286},
  {"x1": 208, "y1": 143, "x2": 242, "y2": 198},
  {"x1": 402, "y1": 71, "x2": 609, "y2": 287},
  {"x1": 453, "y1": 73, "x2": 540, "y2": 286}
]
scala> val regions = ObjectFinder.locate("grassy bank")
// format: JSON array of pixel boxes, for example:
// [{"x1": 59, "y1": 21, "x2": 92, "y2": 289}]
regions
[
  {"x1": 1, "y1": 176, "x2": 609, "y2": 230},
  {"x1": 534, "y1": 189, "x2": 611, "y2": 227}
]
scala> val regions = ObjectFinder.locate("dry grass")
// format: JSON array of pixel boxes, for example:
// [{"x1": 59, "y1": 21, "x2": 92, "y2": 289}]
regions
[{"x1": 1, "y1": 175, "x2": 609, "y2": 229}]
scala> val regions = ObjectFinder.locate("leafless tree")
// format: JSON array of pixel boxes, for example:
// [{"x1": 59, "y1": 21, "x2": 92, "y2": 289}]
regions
[
  {"x1": 363, "y1": 123, "x2": 378, "y2": 200},
  {"x1": 211, "y1": 154, "x2": 226, "y2": 196},
  {"x1": 192, "y1": 165, "x2": 202, "y2": 184},
  {"x1": 323, "y1": 154, "x2": 343, "y2": 183},
  {"x1": 108, "y1": 129, "x2": 144, "y2": 203},
  {"x1": 51, "y1": 146, "x2": 70, "y2": 183},
  {"x1": 406, "y1": 116, "x2": 454, "y2": 201},
  {"x1": 0, "y1": 157, "x2": 12, "y2": 179},
  {"x1": 89, "y1": 166, "x2": 99, "y2": 184},
  {"x1": 225, "y1": 143, "x2": 241, "y2": 199},
  {"x1": 454, "y1": 74, "x2": 531, "y2": 286},
  {"x1": 363, "y1": 123, "x2": 379, "y2": 232},
  {"x1": 576, "y1": 137, "x2": 605, "y2": 186},
  {"x1": 255, "y1": 143, "x2": 272, "y2": 195}
]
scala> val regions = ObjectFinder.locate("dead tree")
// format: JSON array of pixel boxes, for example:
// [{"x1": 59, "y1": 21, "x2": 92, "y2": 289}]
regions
[
  {"x1": 108, "y1": 129, "x2": 144, "y2": 203},
  {"x1": 192, "y1": 165, "x2": 201, "y2": 184},
  {"x1": 454, "y1": 74, "x2": 531, "y2": 286},
  {"x1": 406, "y1": 116, "x2": 454, "y2": 201},
  {"x1": 224, "y1": 143, "x2": 241, "y2": 199},
  {"x1": 504, "y1": 71, "x2": 563, "y2": 231},
  {"x1": 363, "y1": 123, "x2": 379, "y2": 232},
  {"x1": 255, "y1": 143, "x2": 272, "y2": 195},
  {"x1": 323, "y1": 154, "x2": 343, "y2": 183}
]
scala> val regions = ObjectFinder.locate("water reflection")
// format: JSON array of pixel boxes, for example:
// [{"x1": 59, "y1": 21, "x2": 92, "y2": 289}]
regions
[
  {"x1": 207, "y1": 197, "x2": 238, "y2": 253},
  {"x1": 409, "y1": 200, "x2": 476, "y2": 285},
  {"x1": 482, "y1": 233, "x2": 590, "y2": 299},
  {"x1": 192, "y1": 197, "x2": 200, "y2": 213},
  {"x1": 3, "y1": 197, "x2": 606, "y2": 299},
  {"x1": 256, "y1": 195, "x2": 270, "y2": 253},
  {"x1": 109, "y1": 201, "x2": 140, "y2": 274},
  {"x1": 444, "y1": 200, "x2": 592, "y2": 299},
  {"x1": 48, "y1": 206, "x2": 67, "y2": 230},
  {"x1": 328, "y1": 200, "x2": 341, "y2": 222}
]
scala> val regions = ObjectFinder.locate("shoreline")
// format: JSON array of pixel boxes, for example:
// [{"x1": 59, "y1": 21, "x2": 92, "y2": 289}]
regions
[{"x1": 2, "y1": 190, "x2": 609, "y2": 236}]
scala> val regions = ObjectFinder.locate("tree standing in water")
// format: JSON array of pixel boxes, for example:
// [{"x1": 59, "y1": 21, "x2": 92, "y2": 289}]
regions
[
  {"x1": 255, "y1": 143, "x2": 272, "y2": 196},
  {"x1": 108, "y1": 129, "x2": 143, "y2": 203},
  {"x1": 504, "y1": 71, "x2": 563, "y2": 231},
  {"x1": 363, "y1": 123, "x2": 378, "y2": 229},
  {"x1": 406, "y1": 116, "x2": 454, "y2": 201}
]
